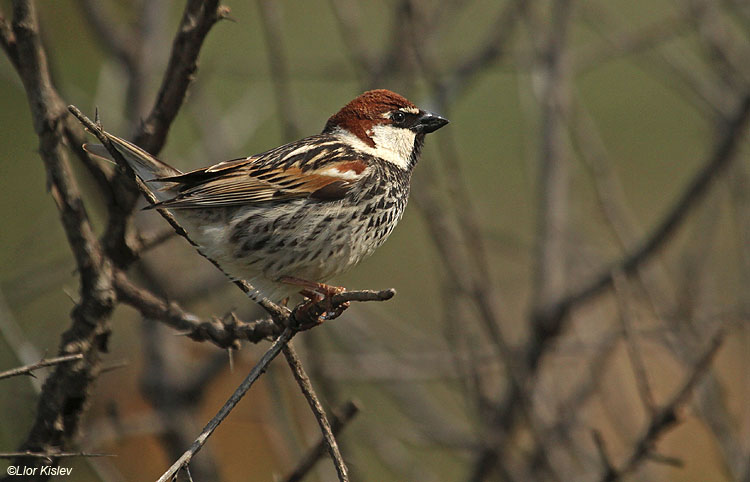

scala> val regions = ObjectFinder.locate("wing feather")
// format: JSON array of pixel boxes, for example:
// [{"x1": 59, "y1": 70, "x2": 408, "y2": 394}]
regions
[{"x1": 148, "y1": 137, "x2": 371, "y2": 209}]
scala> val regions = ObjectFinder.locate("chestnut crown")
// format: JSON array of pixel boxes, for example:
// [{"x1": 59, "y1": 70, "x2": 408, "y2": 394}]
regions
[{"x1": 323, "y1": 89, "x2": 448, "y2": 148}]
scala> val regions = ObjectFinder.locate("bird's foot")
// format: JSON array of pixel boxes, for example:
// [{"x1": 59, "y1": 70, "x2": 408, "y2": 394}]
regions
[{"x1": 280, "y1": 276, "x2": 350, "y2": 329}]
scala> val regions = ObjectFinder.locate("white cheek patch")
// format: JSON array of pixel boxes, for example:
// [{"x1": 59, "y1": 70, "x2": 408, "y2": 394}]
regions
[
  {"x1": 334, "y1": 127, "x2": 416, "y2": 170},
  {"x1": 367, "y1": 125, "x2": 416, "y2": 170}
]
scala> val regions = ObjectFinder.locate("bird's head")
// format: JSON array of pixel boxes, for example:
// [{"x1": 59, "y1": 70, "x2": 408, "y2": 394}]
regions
[{"x1": 323, "y1": 89, "x2": 449, "y2": 170}]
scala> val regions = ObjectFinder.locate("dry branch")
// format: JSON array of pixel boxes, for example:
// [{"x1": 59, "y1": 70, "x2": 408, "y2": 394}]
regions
[
  {"x1": 114, "y1": 270, "x2": 278, "y2": 348},
  {"x1": 529, "y1": 91, "x2": 750, "y2": 367},
  {"x1": 599, "y1": 331, "x2": 725, "y2": 481},
  {"x1": 0, "y1": 354, "x2": 84, "y2": 381},
  {"x1": 284, "y1": 400, "x2": 360, "y2": 482},
  {"x1": 0, "y1": 4, "x2": 117, "y2": 477},
  {"x1": 155, "y1": 328, "x2": 295, "y2": 482},
  {"x1": 283, "y1": 343, "x2": 350, "y2": 481}
]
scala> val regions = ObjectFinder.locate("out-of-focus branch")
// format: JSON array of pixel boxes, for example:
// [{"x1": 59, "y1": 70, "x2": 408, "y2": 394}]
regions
[
  {"x1": 283, "y1": 399, "x2": 360, "y2": 482},
  {"x1": 283, "y1": 343, "x2": 350, "y2": 482},
  {"x1": 612, "y1": 272, "x2": 656, "y2": 415},
  {"x1": 467, "y1": 4, "x2": 576, "y2": 480},
  {"x1": 155, "y1": 327, "x2": 295, "y2": 482},
  {"x1": 529, "y1": 0, "x2": 574, "y2": 344},
  {"x1": 529, "y1": 91, "x2": 750, "y2": 366},
  {"x1": 598, "y1": 332, "x2": 724, "y2": 481},
  {"x1": 256, "y1": 0, "x2": 300, "y2": 140},
  {"x1": 0, "y1": 354, "x2": 84, "y2": 381},
  {"x1": 132, "y1": 0, "x2": 230, "y2": 154},
  {"x1": 76, "y1": 0, "x2": 137, "y2": 70},
  {"x1": 432, "y1": 0, "x2": 528, "y2": 105},
  {"x1": 574, "y1": 11, "x2": 691, "y2": 73}
]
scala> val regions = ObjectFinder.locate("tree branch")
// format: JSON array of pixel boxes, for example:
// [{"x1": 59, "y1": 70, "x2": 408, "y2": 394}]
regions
[
  {"x1": 114, "y1": 270, "x2": 278, "y2": 348},
  {"x1": 283, "y1": 400, "x2": 360, "y2": 482},
  {"x1": 0, "y1": 3, "x2": 116, "y2": 478},
  {"x1": 528, "y1": 91, "x2": 750, "y2": 369},
  {"x1": 283, "y1": 343, "x2": 349, "y2": 482},
  {"x1": 0, "y1": 354, "x2": 84, "y2": 381},
  {"x1": 155, "y1": 327, "x2": 295, "y2": 482},
  {"x1": 600, "y1": 331, "x2": 725, "y2": 481}
]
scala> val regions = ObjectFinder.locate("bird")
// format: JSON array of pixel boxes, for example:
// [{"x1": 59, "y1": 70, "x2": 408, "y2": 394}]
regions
[{"x1": 83, "y1": 89, "x2": 448, "y2": 304}]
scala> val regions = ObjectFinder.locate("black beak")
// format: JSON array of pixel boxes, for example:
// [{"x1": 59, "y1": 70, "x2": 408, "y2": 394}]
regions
[{"x1": 416, "y1": 111, "x2": 449, "y2": 134}]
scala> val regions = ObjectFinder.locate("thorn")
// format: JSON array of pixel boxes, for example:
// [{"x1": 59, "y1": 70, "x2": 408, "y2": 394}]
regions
[
  {"x1": 227, "y1": 348, "x2": 234, "y2": 372},
  {"x1": 95, "y1": 107, "x2": 101, "y2": 129}
]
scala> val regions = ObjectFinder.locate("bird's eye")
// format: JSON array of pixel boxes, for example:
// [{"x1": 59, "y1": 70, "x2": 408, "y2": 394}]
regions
[{"x1": 391, "y1": 111, "x2": 406, "y2": 123}]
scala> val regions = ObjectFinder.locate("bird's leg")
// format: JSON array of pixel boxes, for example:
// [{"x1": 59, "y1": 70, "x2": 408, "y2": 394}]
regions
[
  {"x1": 279, "y1": 276, "x2": 346, "y2": 297},
  {"x1": 279, "y1": 276, "x2": 350, "y2": 326}
]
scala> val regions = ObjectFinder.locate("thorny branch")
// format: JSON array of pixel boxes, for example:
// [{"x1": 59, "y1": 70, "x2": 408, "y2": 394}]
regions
[
  {"x1": 0, "y1": 354, "x2": 84, "y2": 381},
  {"x1": 0, "y1": 3, "x2": 116, "y2": 477}
]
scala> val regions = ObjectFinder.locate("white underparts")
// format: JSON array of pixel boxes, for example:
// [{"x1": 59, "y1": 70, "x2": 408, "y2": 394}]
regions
[{"x1": 334, "y1": 127, "x2": 415, "y2": 171}]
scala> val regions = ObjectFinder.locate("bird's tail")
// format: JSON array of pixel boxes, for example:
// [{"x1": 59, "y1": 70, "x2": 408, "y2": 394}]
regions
[{"x1": 83, "y1": 132, "x2": 182, "y2": 185}]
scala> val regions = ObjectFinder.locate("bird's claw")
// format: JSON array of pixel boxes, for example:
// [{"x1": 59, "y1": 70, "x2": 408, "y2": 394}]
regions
[{"x1": 292, "y1": 289, "x2": 350, "y2": 329}]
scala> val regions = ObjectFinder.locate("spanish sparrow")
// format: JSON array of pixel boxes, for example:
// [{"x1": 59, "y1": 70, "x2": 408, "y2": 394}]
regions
[{"x1": 84, "y1": 89, "x2": 448, "y2": 302}]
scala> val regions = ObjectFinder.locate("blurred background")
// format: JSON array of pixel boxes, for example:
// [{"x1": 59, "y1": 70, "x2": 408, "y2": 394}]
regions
[{"x1": 1, "y1": 0, "x2": 748, "y2": 480}]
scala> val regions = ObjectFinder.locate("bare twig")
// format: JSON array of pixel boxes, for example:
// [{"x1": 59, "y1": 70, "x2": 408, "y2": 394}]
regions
[
  {"x1": 113, "y1": 270, "x2": 278, "y2": 348},
  {"x1": 612, "y1": 271, "x2": 656, "y2": 414},
  {"x1": 0, "y1": 354, "x2": 84, "y2": 381},
  {"x1": 283, "y1": 343, "x2": 350, "y2": 482},
  {"x1": 155, "y1": 327, "x2": 295, "y2": 482},
  {"x1": 0, "y1": 3, "x2": 117, "y2": 475},
  {"x1": 600, "y1": 331, "x2": 725, "y2": 481},
  {"x1": 284, "y1": 400, "x2": 360, "y2": 482}
]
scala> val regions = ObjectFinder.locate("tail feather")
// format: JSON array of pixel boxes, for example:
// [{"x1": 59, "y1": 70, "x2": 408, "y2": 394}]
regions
[{"x1": 83, "y1": 132, "x2": 182, "y2": 182}]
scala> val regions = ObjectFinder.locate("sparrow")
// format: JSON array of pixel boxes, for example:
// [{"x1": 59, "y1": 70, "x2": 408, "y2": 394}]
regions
[{"x1": 84, "y1": 89, "x2": 448, "y2": 303}]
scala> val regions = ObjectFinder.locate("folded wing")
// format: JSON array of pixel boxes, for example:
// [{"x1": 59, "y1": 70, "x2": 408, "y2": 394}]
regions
[{"x1": 150, "y1": 148, "x2": 370, "y2": 209}]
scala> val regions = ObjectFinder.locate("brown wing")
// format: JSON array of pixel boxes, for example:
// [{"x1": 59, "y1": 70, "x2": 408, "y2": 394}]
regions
[{"x1": 149, "y1": 156, "x2": 370, "y2": 209}]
